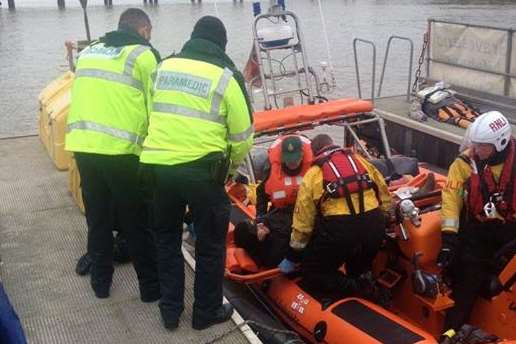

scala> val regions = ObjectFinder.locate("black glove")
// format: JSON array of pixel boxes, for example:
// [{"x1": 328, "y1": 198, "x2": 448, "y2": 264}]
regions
[
  {"x1": 437, "y1": 232, "x2": 458, "y2": 269},
  {"x1": 234, "y1": 173, "x2": 249, "y2": 185}
]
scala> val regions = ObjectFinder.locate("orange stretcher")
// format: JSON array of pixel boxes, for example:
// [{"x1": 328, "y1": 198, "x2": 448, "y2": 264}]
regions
[{"x1": 253, "y1": 98, "x2": 373, "y2": 134}]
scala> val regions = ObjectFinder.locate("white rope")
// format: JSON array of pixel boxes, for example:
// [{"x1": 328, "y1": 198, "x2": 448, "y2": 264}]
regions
[
  {"x1": 316, "y1": 0, "x2": 335, "y2": 73},
  {"x1": 213, "y1": 0, "x2": 220, "y2": 17}
]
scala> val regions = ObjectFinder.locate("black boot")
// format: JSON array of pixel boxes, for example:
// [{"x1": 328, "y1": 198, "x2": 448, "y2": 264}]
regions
[
  {"x1": 113, "y1": 232, "x2": 131, "y2": 264},
  {"x1": 159, "y1": 307, "x2": 182, "y2": 331},
  {"x1": 90, "y1": 254, "x2": 114, "y2": 299},
  {"x1": 75, "y1": 253, "x2": 93, "y2": 276},
  {"x1": 192, "y1": 304, "x2": 234, "y2": 330}
]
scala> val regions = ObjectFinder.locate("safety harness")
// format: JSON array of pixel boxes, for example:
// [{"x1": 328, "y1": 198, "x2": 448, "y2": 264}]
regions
[
  {"x1": 314, "y1": 145, "x2": 379, "y2": 216},
  {"x1": 463, "y1": 139, "x2": 516, "y2": 223}
]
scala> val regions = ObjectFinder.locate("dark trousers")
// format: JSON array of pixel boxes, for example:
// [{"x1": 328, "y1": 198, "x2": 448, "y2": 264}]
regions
[
  {"x1": 150, "y1": 160, "x2": 230, "y2": 321},
  {"x1": 234, "y1": 207, "x2": 293, "y2": 268},
  {"x1": 301, "y1": 208, "x2": 385, "y2": 293},
  {"x1": 75, "y1": 153, "x2": 158, "y2": 293},
  {"x1": 444, "y1": 220, "x2": 516, "y2": 330}
]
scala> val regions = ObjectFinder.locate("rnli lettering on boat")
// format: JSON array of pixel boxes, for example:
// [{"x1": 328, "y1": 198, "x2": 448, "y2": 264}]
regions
[{"x1": 156, "y1": 71, "x2": 212, "y2": 98}]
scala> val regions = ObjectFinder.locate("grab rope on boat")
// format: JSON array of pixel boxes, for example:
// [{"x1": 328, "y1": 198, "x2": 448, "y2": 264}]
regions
[
  {"x1": 316, "y1": 0, "x2": 337, "y2": 93},
  {"x1": 202, "y1": 319, "x2": 305, "y2": 344}
]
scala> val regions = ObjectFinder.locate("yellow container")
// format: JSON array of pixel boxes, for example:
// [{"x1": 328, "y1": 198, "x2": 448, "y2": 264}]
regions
[
  {"x1": 47, "y1": 89, "x2": 72, "y2": 170},
  {"x1": 68, "y1": 154, "x2": 85, "y2": 214},
  {"x1": 38, "y1": 71, "x2": 74, "y2": 170}
]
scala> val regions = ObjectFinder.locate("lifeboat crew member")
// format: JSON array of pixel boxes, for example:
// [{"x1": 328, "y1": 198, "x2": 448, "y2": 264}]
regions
[
  {"x1": 139, "y1": 16, "x2": 253, "y2": 331},
  {"x1": 65, "y1": 8, "x2": 160, "y2": 301},
  {"x1": 439, "y1": 111, "x2": 516, "y2": 333},
  {"x1": 234, "y1": 135, "x2": 313, "y2": 267},
  {"x1": 279, "y1": 134, "x2": 392, "y2": 295}
]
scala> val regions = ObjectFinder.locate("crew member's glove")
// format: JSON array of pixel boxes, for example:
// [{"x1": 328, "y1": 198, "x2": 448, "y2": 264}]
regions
[
  {"x1": 437, "y1": 232, "x2": 459, "y2": 269},
  {"x1": 278, "y1": 258, "x2": 298, "y2": 274}
]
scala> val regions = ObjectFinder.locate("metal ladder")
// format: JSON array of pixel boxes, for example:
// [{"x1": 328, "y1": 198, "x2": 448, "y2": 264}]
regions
[{"x1": 250, "y1": 5, "x2": 319, "y2": 110}]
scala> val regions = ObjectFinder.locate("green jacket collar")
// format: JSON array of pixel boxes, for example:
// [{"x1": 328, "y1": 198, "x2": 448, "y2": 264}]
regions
[{"x1": 99, "y1": 29, "x2": 161, "y2": 62}]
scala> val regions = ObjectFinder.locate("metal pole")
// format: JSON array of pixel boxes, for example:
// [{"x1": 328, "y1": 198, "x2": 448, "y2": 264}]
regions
[
  {"x1": 426, "y1": 19, "x2": 431, "y2": 82},
  {"x1": 79, "y1": 0, "x2": 91, "y2": 42},
  {"x1": 504, "y1": 29, "x2": 513, "y2": 97},
  {"x1": 8, "y1": 0, "x2": 15, "y2": 9},
  {"x1": 57, "y1": 0, "x2": 65, "y2": 9}
]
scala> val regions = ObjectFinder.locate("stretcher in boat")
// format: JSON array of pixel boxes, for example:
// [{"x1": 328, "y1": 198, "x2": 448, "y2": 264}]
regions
[{"x1": 253, "y1": 98, "x2": 373, "y2": 134}]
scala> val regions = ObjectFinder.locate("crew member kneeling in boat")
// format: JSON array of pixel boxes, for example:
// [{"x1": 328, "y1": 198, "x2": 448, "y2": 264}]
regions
[
  {"x1": 234, "y1": 135, "x2": 313, "y2": 268},
  {"x1": 279, "y1": 134, "x2": 392, "y2": 296},
  {"x1": 439, "y1": 111, "x2": 516, "y2": 334}
]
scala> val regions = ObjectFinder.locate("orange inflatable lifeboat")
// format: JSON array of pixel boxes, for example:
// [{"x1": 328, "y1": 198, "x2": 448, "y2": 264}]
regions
[{"x1": 223, "y1": 99, "x2": 516, "y2": 344}]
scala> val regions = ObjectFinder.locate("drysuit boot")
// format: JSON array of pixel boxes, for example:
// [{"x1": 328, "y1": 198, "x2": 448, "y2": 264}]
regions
[
  {"x1": 338, "y1": 274, "x2": 391, "y2": 306},
  {"x1": 192, "y1": 304, "x2": 234, "y2": 330}
]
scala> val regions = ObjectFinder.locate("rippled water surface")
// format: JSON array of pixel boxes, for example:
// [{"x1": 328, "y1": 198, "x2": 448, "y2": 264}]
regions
[{"x1": 1, "y1": 0, "x2": 515, "y2": 137}]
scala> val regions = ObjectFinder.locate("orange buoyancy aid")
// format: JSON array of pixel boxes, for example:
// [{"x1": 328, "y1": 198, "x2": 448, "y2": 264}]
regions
[
  {"x1": 466, "y1": 138, "x2": 516, "y2": 222},
  {"x1": 264, "y1": 135, "x2": 313, "y2": 208},
  {"x1": 314, "y1": 145, "x2": 379, "y2": 215}
]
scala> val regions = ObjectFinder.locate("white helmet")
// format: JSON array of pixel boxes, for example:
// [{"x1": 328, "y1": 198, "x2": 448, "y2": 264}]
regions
[{"x1": 467, "y1": 111, "x2": 512, "y2": 152}]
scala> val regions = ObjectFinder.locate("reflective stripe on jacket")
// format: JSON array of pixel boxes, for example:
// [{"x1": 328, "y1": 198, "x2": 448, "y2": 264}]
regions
[
  {"x1": 264, "y1": 135, "x2": 313, "y2": 208},
  {"x1": 65, "y1": 42, "x2": 157, "y2": 155},
  {"x1": 140, "y1": 57, "x2": 253, "y2": 172},
  {"x1": 290, "y1": 154, "x2": 392, "y2": 250},
  {"x1": 440, "y1": 146, "x2": 516, "y2": 233}
]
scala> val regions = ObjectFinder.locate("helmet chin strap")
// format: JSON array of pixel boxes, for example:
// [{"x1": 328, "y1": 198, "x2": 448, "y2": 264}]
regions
[{"x1": 483, "y1": 144, "x2": 510, "y2": 166}]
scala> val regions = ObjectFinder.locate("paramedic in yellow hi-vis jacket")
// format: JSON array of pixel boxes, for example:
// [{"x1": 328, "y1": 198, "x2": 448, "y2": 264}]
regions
[
  {"x1": 279, "y1": 134, "x2": 392, "y2": 297},
  {"x1": 65, "y1": 9, "x2": 160, "y2": 301},
  {"x1": 438, "y1": 111, "x2": 516, "y2": 335},
  {"x1": 139, "y1": 16, "x2": 253, "y2": 331}
]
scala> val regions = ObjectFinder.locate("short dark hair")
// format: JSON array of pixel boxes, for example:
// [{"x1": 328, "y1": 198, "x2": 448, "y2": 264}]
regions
[
  {"x1": 311, "y1": 134, "x2": 333, "y2": 155},
  {"x1": 118, "y1": 8, "x2": 151, "y2": 32}
]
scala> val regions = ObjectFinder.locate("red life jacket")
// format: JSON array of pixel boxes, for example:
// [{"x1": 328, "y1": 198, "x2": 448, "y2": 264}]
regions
[
  {"x1": 264, "y1": 135, "x2": 313, "y2": 208},
  {"x1": 313, "y1": 145, "x2": 378, "y2": 215},
  {"x1": 465, "y1": 138, "x2": 516, "y2": 222}
]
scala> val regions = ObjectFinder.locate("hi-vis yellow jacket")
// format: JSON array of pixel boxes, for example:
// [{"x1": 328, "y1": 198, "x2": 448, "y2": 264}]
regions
[
  {"x1": 66, "y1": 42, "x2": 157, "y2": 156},
  {"x1": 290, "y1": 155, "x2": 392, "y2": 250},
  {"x1": 139, "y1": 57, "x2": 253, "y2": 174},
  {"x1": 441, "y1": 149, "x2": 512, "y2": 233}
]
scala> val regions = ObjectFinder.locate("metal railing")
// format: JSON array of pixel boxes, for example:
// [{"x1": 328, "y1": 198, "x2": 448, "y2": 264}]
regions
[
  {"x1": 377, "y1": 36, "x2": 414, "y2": 102},
  {"x1": 353, "y1": 36, "x2": 415, "y2": 103},
  {"x1": 353, "y1": 38, "x2": 377, "y2": 103}
]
